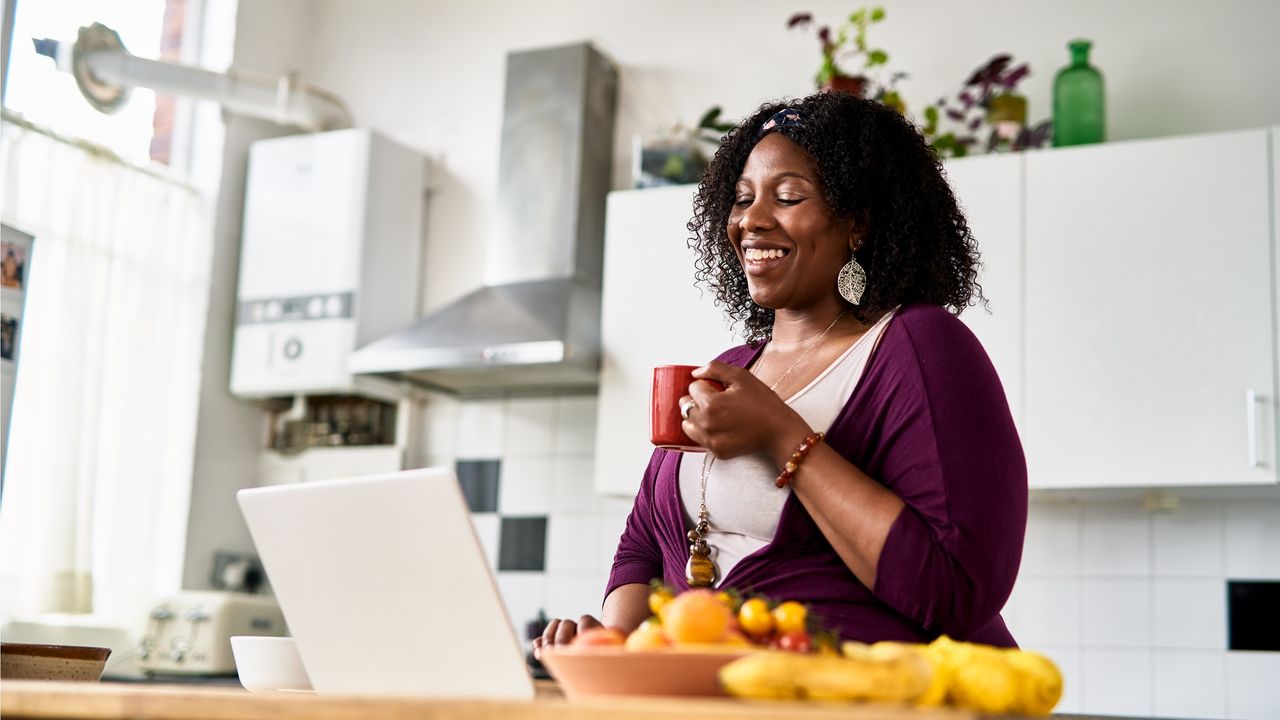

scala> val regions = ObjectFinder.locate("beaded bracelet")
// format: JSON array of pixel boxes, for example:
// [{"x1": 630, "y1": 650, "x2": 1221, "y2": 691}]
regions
[{"x1": 775, "y1": 432, "x2": 825, "y2": 488}]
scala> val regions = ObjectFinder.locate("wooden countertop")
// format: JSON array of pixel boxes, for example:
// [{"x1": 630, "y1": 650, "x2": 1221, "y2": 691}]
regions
[{"x1": 0, "y1": 679, "x2": 979, "y2": 720}]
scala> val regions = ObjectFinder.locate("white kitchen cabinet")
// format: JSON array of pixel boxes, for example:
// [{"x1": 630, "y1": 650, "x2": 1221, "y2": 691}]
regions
[
  {"x1": 594, "y1": 129, "x2": 1279, "y2": 496},
  {"x1": 944, "y1": 154, "x2": 1025, "y2": 429},
  {"x1": 1022, "y1": 129, "x2": 1276, "y2": 488},
  {"x1": 594, "y1": 186, "x2": 738, "y2": 496}
]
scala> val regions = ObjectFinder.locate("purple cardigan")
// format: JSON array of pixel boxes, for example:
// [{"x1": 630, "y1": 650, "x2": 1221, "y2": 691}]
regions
[{"x1": 605, "y1": 304, "x2": 1027, "y2": 647}]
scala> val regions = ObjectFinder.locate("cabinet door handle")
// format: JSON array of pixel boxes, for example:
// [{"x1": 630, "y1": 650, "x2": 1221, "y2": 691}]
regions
[{"x1": 1246, "y1": 388, "x2": 1262, "y2": 469}]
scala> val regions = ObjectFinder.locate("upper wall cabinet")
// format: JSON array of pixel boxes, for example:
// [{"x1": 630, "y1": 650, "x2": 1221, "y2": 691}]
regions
[
  {"x1": 594, "y1": 129, "x2": 1279, "y2": 497},
  {"x1": 1022, "y1": 129, "x2": 1276, "y2": 488},
  {"x1": 945, "y1": 154, "x2": 1025, "y2": 430}
]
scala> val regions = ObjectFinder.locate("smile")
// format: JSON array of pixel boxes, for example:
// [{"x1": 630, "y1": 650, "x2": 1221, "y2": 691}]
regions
[
  {"x1": 742, "y1": 247, "x2": 791, "y2": 275},
  {"x1": 744, "y1": 248, "x2": 789, "y2": 261}
]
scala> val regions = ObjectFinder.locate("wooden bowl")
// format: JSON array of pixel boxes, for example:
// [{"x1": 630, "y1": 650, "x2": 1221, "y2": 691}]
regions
[
  {"x1": 1, "y1": 643, "x2": 111, "y2": 682},
  {"x1": 540, "y1": 646, "x2": 752, "y2": 700}
]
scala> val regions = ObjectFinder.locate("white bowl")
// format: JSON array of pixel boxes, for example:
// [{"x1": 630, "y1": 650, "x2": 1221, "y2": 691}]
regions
[{"x1": 230, "y1": 636, "x2": 312, "y2": 693}]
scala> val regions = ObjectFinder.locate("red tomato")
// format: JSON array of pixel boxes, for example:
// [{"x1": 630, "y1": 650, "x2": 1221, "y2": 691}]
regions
[{"x1": 774, "y1": 630, "x2": 812, "y2": 653}]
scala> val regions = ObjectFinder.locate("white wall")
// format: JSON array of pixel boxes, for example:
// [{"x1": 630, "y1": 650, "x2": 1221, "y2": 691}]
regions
[
  {"x1": 182, "y1": 0, "x2": 317, "y2": 589},
  {"x1": 293, "y1": 0, "x2": 1280, "y2": 317}
]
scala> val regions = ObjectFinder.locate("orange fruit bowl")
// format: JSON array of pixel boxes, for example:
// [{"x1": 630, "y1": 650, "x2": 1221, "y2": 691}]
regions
[{"x1": 540, "y1": 646, "x2": 754, "y2": 700}]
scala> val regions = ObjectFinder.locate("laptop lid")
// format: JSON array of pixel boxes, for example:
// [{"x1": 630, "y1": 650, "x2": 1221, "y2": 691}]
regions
[{"x1": 236, "y1": 468, "x2": 534, "y2": 699}]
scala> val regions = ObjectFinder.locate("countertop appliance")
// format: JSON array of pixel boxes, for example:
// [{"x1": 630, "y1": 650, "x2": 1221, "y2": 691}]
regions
[
  {"x1": 348, "y1": 43, "x2": 617, "y2": 396},
  {"x1": 229, "y1": 128, "x2": 427, "y2": 401},
  {"x1": 137, "y1": 591, "x2": 285, "y2": 677}
]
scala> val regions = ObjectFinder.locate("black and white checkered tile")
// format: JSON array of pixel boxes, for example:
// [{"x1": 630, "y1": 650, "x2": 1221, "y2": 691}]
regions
[{"x1": 457, "y1": 459, "x2": 550, "y2": 572}]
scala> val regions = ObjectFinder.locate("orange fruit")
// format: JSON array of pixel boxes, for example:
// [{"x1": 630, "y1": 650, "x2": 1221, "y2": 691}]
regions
[
  {"x1": 662, "y1": 589, "x2": 732, "y2": 644},
  {"x1": 737, "y1": 598, "x2": 774, "y2": 638},
  {"x1": 772, "y1": 601, "x2": 808, "y2": 634},
  {"x1": 625, "y1": 618, "x2": 670, "y2": 651},
  {"x1": 571, "y1": 627, "x2": 626, "y2": 647}
]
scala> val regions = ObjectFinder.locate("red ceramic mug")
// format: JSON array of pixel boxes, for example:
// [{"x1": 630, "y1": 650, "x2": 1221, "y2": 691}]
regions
[{"x1": 651, "y1": 365, "x2": 721, "y2": 452}]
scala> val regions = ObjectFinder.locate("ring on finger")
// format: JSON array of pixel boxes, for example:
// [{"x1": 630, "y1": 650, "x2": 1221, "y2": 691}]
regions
[{"x1": 679, "y1": 398, "x2": 697, "y2": 420}]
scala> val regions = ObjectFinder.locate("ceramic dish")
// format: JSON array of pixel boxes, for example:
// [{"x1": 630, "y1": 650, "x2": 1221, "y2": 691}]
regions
[
  {"x1": 540, "y1": 646, "x2": 753, "y2": 700},
  {"x1": 0, "y1": 643, "x2": 112, "y2": 682},
  {"x1": 230, "y1": 636, "x2": 313, "y2": 693}
]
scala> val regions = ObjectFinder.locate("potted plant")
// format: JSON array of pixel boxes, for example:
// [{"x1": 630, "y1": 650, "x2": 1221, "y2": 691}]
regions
[
  {"x1": 788, "y1": 7, "x2": 890, "y2": 97},
  {"x1": 633, "y1": 106, "x2": 738, "y2": 188},
  {"x1": 923, "y1": 54, "x2": 1051, "y2": 158}
]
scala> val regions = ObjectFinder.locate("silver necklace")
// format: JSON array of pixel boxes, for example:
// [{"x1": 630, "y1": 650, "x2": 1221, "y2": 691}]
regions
[{"x1": 685, "y1": 309, "x2": 848, "y2": 588}]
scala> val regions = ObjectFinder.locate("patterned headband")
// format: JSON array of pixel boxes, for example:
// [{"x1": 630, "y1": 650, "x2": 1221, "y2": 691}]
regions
[{"x1": 758, "y1": 107, "x2": 806, "y2": 136}]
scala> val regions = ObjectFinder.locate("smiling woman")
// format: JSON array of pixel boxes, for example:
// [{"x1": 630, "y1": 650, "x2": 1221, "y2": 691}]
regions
[{"x1": 536, "y1": 92, "x2": 1026, "y2": 657}]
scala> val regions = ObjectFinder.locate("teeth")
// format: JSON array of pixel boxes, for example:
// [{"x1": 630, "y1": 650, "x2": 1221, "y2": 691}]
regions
[{"x1": 746, "y1": 248, "x2": 786, "y2": 261}]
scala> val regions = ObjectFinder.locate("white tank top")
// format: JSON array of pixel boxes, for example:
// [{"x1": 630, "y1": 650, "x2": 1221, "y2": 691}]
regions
[{"x1": 677, "y1": 309, "x2": 896, "y2": 585}]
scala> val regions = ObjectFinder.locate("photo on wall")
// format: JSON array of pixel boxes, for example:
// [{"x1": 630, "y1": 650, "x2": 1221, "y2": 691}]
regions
[
  {"x1": 1, "y1": 241, "x2": 25, "y2": 290},
  {"x1": 1, "y1": 315, "x2": 16, "y2": 361}
]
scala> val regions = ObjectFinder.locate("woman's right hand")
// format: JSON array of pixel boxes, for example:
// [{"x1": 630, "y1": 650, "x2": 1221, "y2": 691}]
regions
[{"x1": 532, "y1": 614, "x2": 602, "y2": 660}]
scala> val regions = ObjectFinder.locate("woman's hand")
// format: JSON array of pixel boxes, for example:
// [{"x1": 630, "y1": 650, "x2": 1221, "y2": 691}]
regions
[
  {"x1": 532, "y1": 615, "x2": 602, "y2": 660},
  {"x1": 682, "y1": 361, "x2": 811, "y2": 461}
]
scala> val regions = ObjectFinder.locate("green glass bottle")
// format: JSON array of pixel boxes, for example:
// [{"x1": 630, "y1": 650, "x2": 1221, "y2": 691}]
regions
[{"x1": 1053, "y1": 39, "x2": 1105, "y2": 147}]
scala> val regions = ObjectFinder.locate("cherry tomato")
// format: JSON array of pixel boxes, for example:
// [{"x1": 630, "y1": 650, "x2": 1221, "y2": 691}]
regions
[
  {"x1": 772, "y1": 601, "x2": 808, "y2": 634},
  {"x1": 737, "y1": 598, "x2": 774, "y2": 638},
  {"x1": 775, "y1": 630, "x2": 813, "y2": 653}
]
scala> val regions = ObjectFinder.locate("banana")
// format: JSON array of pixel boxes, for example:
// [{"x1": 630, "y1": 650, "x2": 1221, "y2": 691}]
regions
[
  {"x1": 1005, "y1": 649, "x2": 1064, "y2": 716},
  {"x1": 718, "y1": 652, "x2": 805, "y2": 700},
  {"x1": 720, "y1": 648, "x2": 932, "y2": 703},
  {"x1": 948, "y1": 645, "x2": 1018, "y2": 714},
  {"x1": 721, "y1": 635, "x2": 1062, "y2": 715}
]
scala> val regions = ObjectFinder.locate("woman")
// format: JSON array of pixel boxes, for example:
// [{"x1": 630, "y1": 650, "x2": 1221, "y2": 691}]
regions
[{"x1": 536, "y1": 92, "x2": 1026, "y2": 655}]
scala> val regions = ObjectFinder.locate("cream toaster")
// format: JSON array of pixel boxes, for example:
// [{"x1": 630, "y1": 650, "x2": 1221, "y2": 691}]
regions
[{"x1": 138, "y1": 591, "x2": 286, "y2": 676}]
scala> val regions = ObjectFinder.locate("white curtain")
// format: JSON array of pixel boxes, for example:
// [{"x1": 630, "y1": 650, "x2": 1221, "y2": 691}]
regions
[{"x1": 0, "y1": 113, "x2": 212, "y2": 627}]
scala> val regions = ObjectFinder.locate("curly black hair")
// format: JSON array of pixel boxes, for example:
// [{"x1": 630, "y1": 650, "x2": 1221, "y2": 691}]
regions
[{"x1": 687, "y1": 92, "x2": 985, "y2": 343}]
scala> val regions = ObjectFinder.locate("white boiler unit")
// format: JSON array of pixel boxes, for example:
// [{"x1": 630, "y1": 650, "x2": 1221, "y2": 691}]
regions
[{"x1": 230, "y1": 129, "x2": 426, "y2": 399}]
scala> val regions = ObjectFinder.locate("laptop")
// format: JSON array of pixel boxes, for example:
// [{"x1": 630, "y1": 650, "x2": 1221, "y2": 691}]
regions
[{"x1": 237, "y1": 468, "x2": 535, "y2": 699}]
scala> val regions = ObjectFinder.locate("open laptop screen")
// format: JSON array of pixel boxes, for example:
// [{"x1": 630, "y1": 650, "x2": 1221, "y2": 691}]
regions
[{"x1": 237, "y1": 468, "x2": 535, "y2": 699}]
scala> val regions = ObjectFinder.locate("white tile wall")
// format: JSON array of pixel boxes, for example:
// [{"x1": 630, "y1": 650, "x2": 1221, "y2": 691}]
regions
[
  {"x1": 554, "y1": 396, "x2": 597, "y2": 454},
  {"x1": 455, "y1": 398, "x2": 506, "y2": 459},
  {"x1": 1153, "y1": 500, "x2": 1225, "y2": 576},
  {"x1": 1020, "y1": 501, "x2": 1081, "y2": 575},
  {"x1": 1015, "y1": 498, "x2": 1280, "y2": 719},
  {"x1": 1152, "y1": 579, "x2": 1226, "y2": 649},
  {"x1": 550, "y1": 455, "x2": 600, "y2": 514},
  {"x1": 504, "y1": 398, "x2": 556, "y2": 458},
  {"x1": 498, "y1": 457, "x2": 554, "y2": 515},
  {"x1": 544, "y1": 514, "x2": 595, "y2": 574},
  {"x1": 1226, "y1": 652, "x2": 1280, "y2": 720},
  {"x1": 544, "y1": 572, "x2": 609, "y2": 620},
  {"x1": 1082, "y1": 578, "x2": 1150, "y2": 647},
  {"x1": 430, "y1": 395, "x2": 1280, "y2": 720},
  {"x1": 421, "y1": 395, "x2": 617, "y2": 641},
  {"x1": 1224, "y1": 501, "x2": 1280, "y2": 579},
  {"x1": 1082, "y1": 648, "x2": 1153, "y2": 716},
  {"x1": 1081, "y1": 504, "x2": 1151, "y2": 576},
  {"x1": 1005, "y1": 577, "x2": 1081, "y2": 645},
  {"x1": 495, "y1": 572, "x2": 547, "y2": 641},
  {"x1": 470, "y1": 513, "x2": 500, "y2": 568},
  {"x1": 1154, "y1": 651, "x2": 1227, "y2": 720}
]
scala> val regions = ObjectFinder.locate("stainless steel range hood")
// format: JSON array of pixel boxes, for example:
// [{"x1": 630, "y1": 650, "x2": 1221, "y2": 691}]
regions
[{"x1": 349, "y1": 43, "x2": 617, "y2": 396}]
